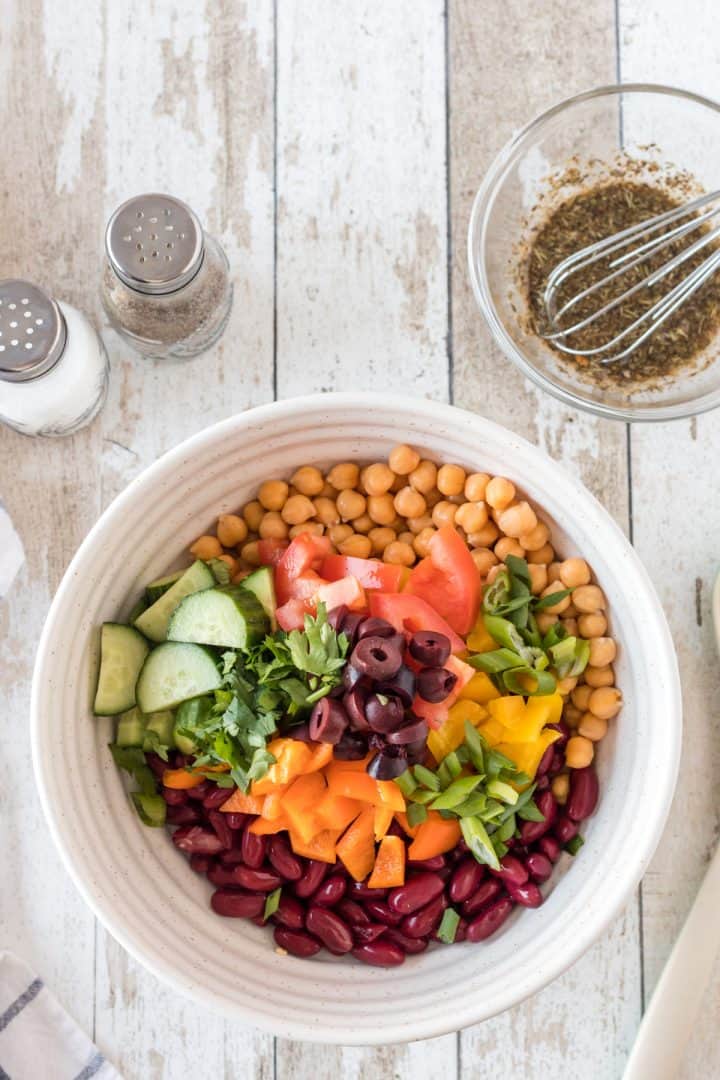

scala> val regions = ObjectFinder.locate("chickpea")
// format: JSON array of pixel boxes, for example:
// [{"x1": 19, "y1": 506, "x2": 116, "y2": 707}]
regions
[
  {"x1": 486, "y1": 476, "x2": 516, "y2": 510},
  {"x1": 319, "y1": 481, "x2": 336, "y2": 498},
  {"x1": 552, "y1": 774, "x2": 570, "y2": 803},
  {"x1": 363, "y1": 462, "x2": 395, "y2": 496},
  {"x1": 579, "y1": 713, "x2": 608, "y2": 741},
  {"x1": 328, "y1": 523, "x2": 354, "y2": 545},
  {"x1": 409, "y1": 459, "x2": 438, "y2": 494},
  {"x1": 588, "y1": 637, "x2": 617, "y2": 668},
  {"x1": 313, "y1": 496, "x2": 340, "y2": 526},
  {"x1": 367, "y1": 493, "x2": 396, "y2": 526},
  {"x1": 432, "y1": 500, "x2": 458, "y2": 529},
  {"x1": 257, "y1": 479, "x2": 288, "y2": 511},
  {"x1": 397, "y1": 530, "x2": 415, "y2": 545},
  {"x1": 425, "y1": 489, "x2": 443, "y2": 509},
  {"x1": 585, "y1": 665, "x2": 614, "y2": 689},
  {"x1": 495, "y1": 537, "x2": 525, "y2": 561},
  {"x1": 327, "y1": 462, "x2": 359, "y2": 491},
  {"x1": 190, "y1": 535, "x2": 223, "y2": 560},
  {"x1": 578, "y1": 612, "x2": 608, "y2": 638},
  {"x1": 259, "y1": 511, "x2": 288, "y2": 540},
  {"x1": 559, "y1": 557, "x2": 591, "y2": 588},
  {"x1": 519, "y1": 521, "x2": 550, "y2": 552},
  {"x1": 368, "y1": 526, "x2": 396, "y2": 555},
  {"x1": 498, "y1": 500, "x2": 538, "y2": 539},
  {"x1": 539, "y1": 582, "x2": 571, "y2": 614},
  {"x1": 561, "y1": 616, "x2": 579, "y2": 637},
  {"x1": 527, "y1": 543, "x2": 555, "y2": 565},
  {"x1": 565, "y1": 736, "x2": 595, "y2": 769},
  {"x1": 571, "y1": 684, "x2": 593, "y2": 711},
  {"x1": 563, "y1": 704, "x2": 583, "y2": 728},
  {"x1": 240, "y1": 540, "x2": 261, "y2": 567},
  {"x1": 437, "y1": 464, "x2": 466, "y2": 497},
  {"x1": 407, "y1": 513, "x2": 433, "y2": 534},
  {"x1": 486, "y1": 563, "x2": 504, "y2": 585},
  {"x1": 563, "y1": 602, "x2": 578, "y2": 619},
  {"x1": 291, "y1": 466, "x2": 324, "y2": 496},
  {"x1": 547, "y1": 561, "x2": 563, "y2": 583},
  {"x1": 217, "y1": 514, "x2": 248, "y2": 547},
  {"x1": 468, "y1": 521, "x2": 500, "y2": 548},
  {"x1": 471, "y1": 547, "x2": 498, "y2": 576},
  {"x1": 464, "y1": 472, "x2": 490, "y2": 502},
  {"x1": 556, "y1": 674, "x2": 578, "y2": 695},
  {"x1": 289, "y1": 522, "x2": 324, "y2": 539},
  {"x1": 536, "y1": 612, "x2": 558, "y2": 634},
  {"x1": 573, "y1": 584, "x2": 606, "y2": 613},
  {"x1": 352, "y1": 513, "x2": 374, "y2": 534},
  {"x1": 413, "y1": 526, "x2": 437, "y2": 558},
  {"x1": 388, "y1": 444, "x2": 420, "y2": 475},
  {"x1": 242, "y1": 500, "x2": 265, "y2": 532},
  {"x1": 281, "y1": 493, "x2": 316, "y2": 525},
  {"x1": 455, "y1": 501, "x2": 489, "y2": 534},
  {"x1": 588, "y1": 686, "x2": 623, "y2": 720},
  {"x1": 337, "y1": 489, "x2": 366, "y2": 521},
  {"x1": 384, "y1": 540, "x2": 416, "y2": 566},
  {"x1": 529, "y1": 563, "x2": 548, "y2": 595},
  {"x1": 215, "y1": 552, "x2": 238, "y2": 575},
  {"x1": 394, "y1": 486, "x2": 427, "y2": 519},
  {"x1": 339, "y1": 533, "x2": 373, "y2": 559},
  {"x1": 390, "y1": 472, "x2": 405, "y2": 493}
]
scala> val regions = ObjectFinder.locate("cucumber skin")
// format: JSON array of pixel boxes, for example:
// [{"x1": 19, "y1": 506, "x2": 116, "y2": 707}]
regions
[
  {"x1": 166, "y1": 585, "x2": 269, "y2": 650},
  {"x1": 93, "y1": 623, "x2": 150, "y2": 716},
  {"x1": 135, "y1": 641, "x2": 222, "y2": 714},
  {"x1": 116, "y1": 707, "x2": 146, "y2": 748},
  {"x1": 145, "y1": 570, "x2": 184, "y2": 603},
  {"x1": 134, "y1": 561, "x2": 214, "y2": 643},
  {"x1": 241, "y1": 567, "x2": 277, "y2": 631}
]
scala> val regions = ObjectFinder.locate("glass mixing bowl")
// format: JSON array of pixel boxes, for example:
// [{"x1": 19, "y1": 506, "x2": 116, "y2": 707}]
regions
[{"x1": 468, "y1": 84, "x2": 720, "y2": 421}]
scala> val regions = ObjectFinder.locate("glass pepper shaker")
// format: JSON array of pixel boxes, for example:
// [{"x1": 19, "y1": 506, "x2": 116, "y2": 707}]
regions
[
  {"x1": 101, "y1": 193, "x2": 233, "y2": 360},
  {"x1": 0, "y1": 280, "x2": 109, "y2": 437}
]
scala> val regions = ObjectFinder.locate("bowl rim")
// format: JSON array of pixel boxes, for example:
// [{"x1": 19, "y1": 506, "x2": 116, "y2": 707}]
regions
[
  {"x1": 30, "y1": 393, "x2": 682, "y2": 1042},
  {"x1": 468, "y1": 81, "x2": 720, "y2": 423}
]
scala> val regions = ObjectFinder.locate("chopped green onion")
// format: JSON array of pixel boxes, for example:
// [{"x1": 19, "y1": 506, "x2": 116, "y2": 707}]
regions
[
  {"x1": 518, "y1": 800, "x2": 545, "y2": 822},
  {"x1": 463, "y1": 721, "x2": 486, "y2": 773},
  {"x1": 565, "y1": 834, "x2": 585, "y2": 856},
  {"x1": 486, "y1": 779, "x2": 519, "y2": 805},
  {"x1": 492, "y1": 838, "x2": 509, "y2": 860},
  {"x1": 453, "y1": 792, "x2": 487, "y2": 817},
  {"x1": 408, "y1": 788, "x2": 438, "y2": 805},
  {"x1": 430, "y1": 774, "x2": 483, "y2": 811},
  {"x1": 413, "y1": 764, "x2": 441, "y2": 791},
  {"x1": 543, "y1": 622, "x2": 569, "y2": 650},
  {"x1": 436, "y1": 907, "x2": 461, "y2": 945},
  {"x1": 263, "y1": 887, "x2": 282, "y2": 922},
  {"x1": 501, "y1": 666, "x2": 557, "y2": 696},
  {"x1": 407, "y1": 802, "x2": 428, "y2": 827},
  {"x1": 130, "y1": 793, "x2": 166, "y2": 826},
  {"x1": 483, "y1": 569, "x2": 511, "y2": 612},
  {"x1": 505, "y1": 554, "x2": 531, "y2": 586},
  {"x1": 486, "y1": 748, "x2": 517, "y2": 779},
  {"x1": 460, "y1": 816, "x2": 501, "y2": 871},
  {"x1": 496, "y1": 814, "x2": 516, "y2": 843},
  {"x1": 469, "y1": 647, "x2": 526, "y2": 674},
  {"x1": 395, "y1": 769, "x2": 418, "y2": 798},
  {"x1": 437, "y1": 760, "x2": 453, "y2": 790},
  {"x1": 534, "y1": 587, "x2": 573, "y2": 611},
  {"x1": 483, "y1": 614, "x2": 527, "y2": 654}
]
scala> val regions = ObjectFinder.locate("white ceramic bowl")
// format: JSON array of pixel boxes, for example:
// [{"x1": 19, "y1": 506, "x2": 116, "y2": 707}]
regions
[{"x1": 31, "y1": 393, "x2": 681, "y2": 1044}]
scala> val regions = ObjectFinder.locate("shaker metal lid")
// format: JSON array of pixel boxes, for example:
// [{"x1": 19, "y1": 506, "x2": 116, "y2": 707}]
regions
[
  {"x1": 0, "y1": 280, "x2": 67, "y2": 382},
  {"x1": 105, "y1": 193, "x2": 205, "y2": 295}
]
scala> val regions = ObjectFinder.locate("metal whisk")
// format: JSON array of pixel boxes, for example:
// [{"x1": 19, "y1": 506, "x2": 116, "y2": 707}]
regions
[{"x1": 542, "y1": 189, "x2": 720, "y2": 364}]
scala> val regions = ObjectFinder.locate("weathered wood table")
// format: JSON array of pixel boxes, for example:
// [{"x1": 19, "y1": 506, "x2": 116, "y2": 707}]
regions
[{"x1": 2, "y1": 1, "x2": 719, "y2": 1076}]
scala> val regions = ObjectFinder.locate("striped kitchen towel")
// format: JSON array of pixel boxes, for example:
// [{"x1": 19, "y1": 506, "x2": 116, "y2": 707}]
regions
[{"x1": 0, "y1": 954, "x2": 121, "y2": 1080}]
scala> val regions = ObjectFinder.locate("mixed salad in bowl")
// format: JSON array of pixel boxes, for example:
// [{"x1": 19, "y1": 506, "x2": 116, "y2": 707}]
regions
[{"x1": 94, "y1": 444, "x2": 621, "y2": 967}]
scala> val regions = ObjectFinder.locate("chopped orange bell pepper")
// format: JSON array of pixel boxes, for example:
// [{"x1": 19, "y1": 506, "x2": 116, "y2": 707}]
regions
[
  {"x1": 394, "y1": 811, "x2": 421, "y2": 839},
  {"x1": 261, "y1": 784, "x2": 291, "y2": 820},
  {"x1": 368, "y1": 835, "x2": 406, "y2": 889},
  {"x1": 336, "y1": 807, "x2": 376, "y2": 880},
  {"x1": 407, "y1": 813, "x2": 461, "y2": 861},
  {"x1": 316, "y1": 793, "x2": 363, "y2": 833},
  {"x1": 219, "y1": 788, "x2": 265, "y2": 814},
  {"x1": 304, "y1": 741, "x2": 334, "y2": 772},
  {"x1": 376, "y1": 780, "x2": 406, "y2": 813},
  {"x1": 250, "y1": 814, "x2": 291, "y2": 835},
  {"x1": 373, "y1": 805, "x2": 394, "y2": 841},
  {"x1": 281, "y1": 772, "x2": 326, "y2": 842},
  {"x1": 289, "y1": 827, "x2": 339, "y2": 863},
  {"x1": 161, "y1": 767, "x2": 206, "y2": 789}
]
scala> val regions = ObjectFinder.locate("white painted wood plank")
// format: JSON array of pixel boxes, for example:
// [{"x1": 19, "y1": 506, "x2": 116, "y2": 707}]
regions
[
  {"x1": 618, "y1": 4, "x2": 720, "y2": 1075},
  {"x1": 449, "y1": 3, "x2": 641, "y2": 1077},
  {"x1": 274, "y1": 1, "x2": 454, "y2": 1074}
]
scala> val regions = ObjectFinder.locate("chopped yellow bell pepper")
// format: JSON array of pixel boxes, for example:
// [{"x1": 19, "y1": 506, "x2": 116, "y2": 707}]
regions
[
  {"x1": 497, "y1": 694, "x2": 563, "y2": 743},
  {"x1": 477, "y1": 717, "x2": 505, "y2": 746},
  {"x1": 427, "y1": 698, "x2": 486, "y2": 762},
  {"x1": 496, "y1": 727, "x2": 561, "y2": 780},
  {"x1": 459, "y1": 671, "x2": 501, "y2": 705},
  {"x1": 466, "y1": 613, "x2": 498, "y2": 654},
  {"x1": 488, "y1": 695, "x2": 526, "y2": 728}
]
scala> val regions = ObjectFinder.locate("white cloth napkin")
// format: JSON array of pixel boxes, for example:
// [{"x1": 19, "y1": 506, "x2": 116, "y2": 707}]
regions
[{"x1": 0, "y1": 954, "x2": 121, "y2": 1080}]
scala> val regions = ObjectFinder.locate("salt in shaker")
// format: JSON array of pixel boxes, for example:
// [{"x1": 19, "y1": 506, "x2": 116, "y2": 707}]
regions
[
  {"x1": 101, "y1": 193, "x2": 233, "y2": 360},
  {"x1": 0, "y1": 280, "x2": 108, "y2": 437}
]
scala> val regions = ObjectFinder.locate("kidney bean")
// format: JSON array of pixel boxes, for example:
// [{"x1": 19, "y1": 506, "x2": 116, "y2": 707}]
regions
[
  {"x1": 401, "y1": 893, "x2": 447, "y2": 939},
  {"x1": 207, "y1": 864, "x2": 240, "y2": 888},
  {"x1": 362, "y1": 899, "x2": 404, "y2": 926},
  {"x1": 306, "y1": 906, "x2": 354, "y2": 954},
  {"x1": 250, "y1": 914, "x2": 266, "y2": 927},
  {"x1": 336, "y1": 898, "x2": 370, "y2": 925},
  {"x1": 449, "y1": 857, "x2": 486, "y2": 904},
  {"x1": 352, "y1": 940, "x2": 405, "y2": 967},
  {"x1": 383, "y1": 928, "x2": 429, "y2": 955},
  {"x1": 146, "y1": 753, "x2": 169, "y2": 779},
  {"x1": 172, "y1": 825, "x2": 225, "y2": 855},
  {"x1": 233, "y1": 866, "x2": 283, "y2": 892},
  {"x1": 567, "y1": 766, "x2": 599, "y2": 822},
  {"x1": 538, "y1": 834, "x2": 562, "y2": 862},
  {"x1": 350, "y1": 880, "x2": 387, "y2": 900},
  {"x1": 490, "y1": 855, "x2": 528, "y2": 888},
  {"x1": 190, "y1": 854, "x2": 212, "y2": 874},
  {"x1": 208, "y1": 810, "x2": 233, "y2": 850},
  {"x1": 186, "y1": 780, "x2": 213, "y2": 801},
  {"x1": 466, "y1": 896, "x2": 514, "y2": 942},
  {"x1": 506, "y1": 881, "x2": 543, "y2": 908},
  {"x1": 461, "y1": 879, "x2": 502, "y2": 918},
  {"x1": 408, "y1": 855, "x2": 446, "y2": 871},
  {"x1": 162, "y1": 786, "x2": 188, "y2": 806},
  {"x1": 535, "y1": 743, "x2": 555, "y2": 779},
  {"x1": 519, "y1": 790, "x2": 558, "y2": 845},
  {"x1": 387, "y1": 873, "x2": 445, "y2": 915},
  {"x1": 272, "y1": 894, "x2": 306, "y2": 931},
  {"x1": 352, "y1": 922, "x2": 387, "y2": 945},
  {"x1": 241, "y1": 828, "x2": 267, "y2": 869},
  {"x1": 294, "y1": 859, "x2": 329, "y2": 899},
  {"x1": 203, "y1": 786, "x2": 233, "y2": 811},
  {"x1": 274, "y1": 926, "x2": 322, "y2": 958},
  {"x1": 546, "y1": 721, "x2": 570, "y2": 750},
  {"x1": 549, "y1": 749, "x2": 565, "y2": 776},
  {"x1": 536, "y1": 775, "x2": 550, "y2": 791},
  {"x1": 526, "y1": 851, "x2": 553, "y2": 884},
  {"x1": 554, "y1": 816, "x2": 579, "y2": 844},
  {"x1": 454, "y1": 917, "x2": 468, "y2": 943},
  {"x1": 225, "y1": 812, "x2": 247, "y2": 830},
  {"x1": 211, "y1": 889, "x2": 265, "y2": 918},
  {"x1": 313, "y1": 875, "x2": 347, "y2": 908},
  {"x1": 267, "y1": 835, "x2": 303, "y2": 881},
  {"x1": 220, "y1": 848, "x2": 247, "y2": 866},
  {"x1": 166, "y1": 803, "x2": 201, "y2": 826}
]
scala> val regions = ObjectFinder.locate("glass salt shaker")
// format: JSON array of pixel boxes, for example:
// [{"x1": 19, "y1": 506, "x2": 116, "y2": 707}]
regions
[
  {"x1": 0, "y1": 280, "x2": 109, "y2": 437},
  {"x1": 101, "y1": 193, "x2": 233, "y2": 360}
]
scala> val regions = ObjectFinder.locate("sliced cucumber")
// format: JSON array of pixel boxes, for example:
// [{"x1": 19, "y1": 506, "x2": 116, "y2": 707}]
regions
[
  {"x1": 135, "y1": 642, "x2": 222, "y2": 713},
  {"x1": 134, "y1": 561, "x2": 214, "y2": 643},
  {"x1": 145, "y1": 710, "x2": 175, "y2": 745},
  {"x1": 131, "y1": 792, "x2": 166, "y2": 827},
  {"x1": 94, "y1": 623, "x2": 150, "y2": 716},
  {"x1": 241, "y1": 567, "x2": 277, "y2": 630},
  {"x1": 174, "y1": 696, "x2": 212, "y2": 754},
  {"x1": 116, "y1": 707, "x2": 146, "y2": 747},
  {"x1": 127, "y1": 597, "x2": 148, "y2": 623},
  {"x1": 145, "y1": 569, "x2": 184, "y2": 603},
  {"x1": 167, "y1": 585, "x2": 269, "y2": 650}
]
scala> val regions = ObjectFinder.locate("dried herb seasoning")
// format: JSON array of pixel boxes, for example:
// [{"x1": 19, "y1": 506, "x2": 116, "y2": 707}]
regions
[{"x1": 527, "y1": 181, "x2": 720, "y2": 387}]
